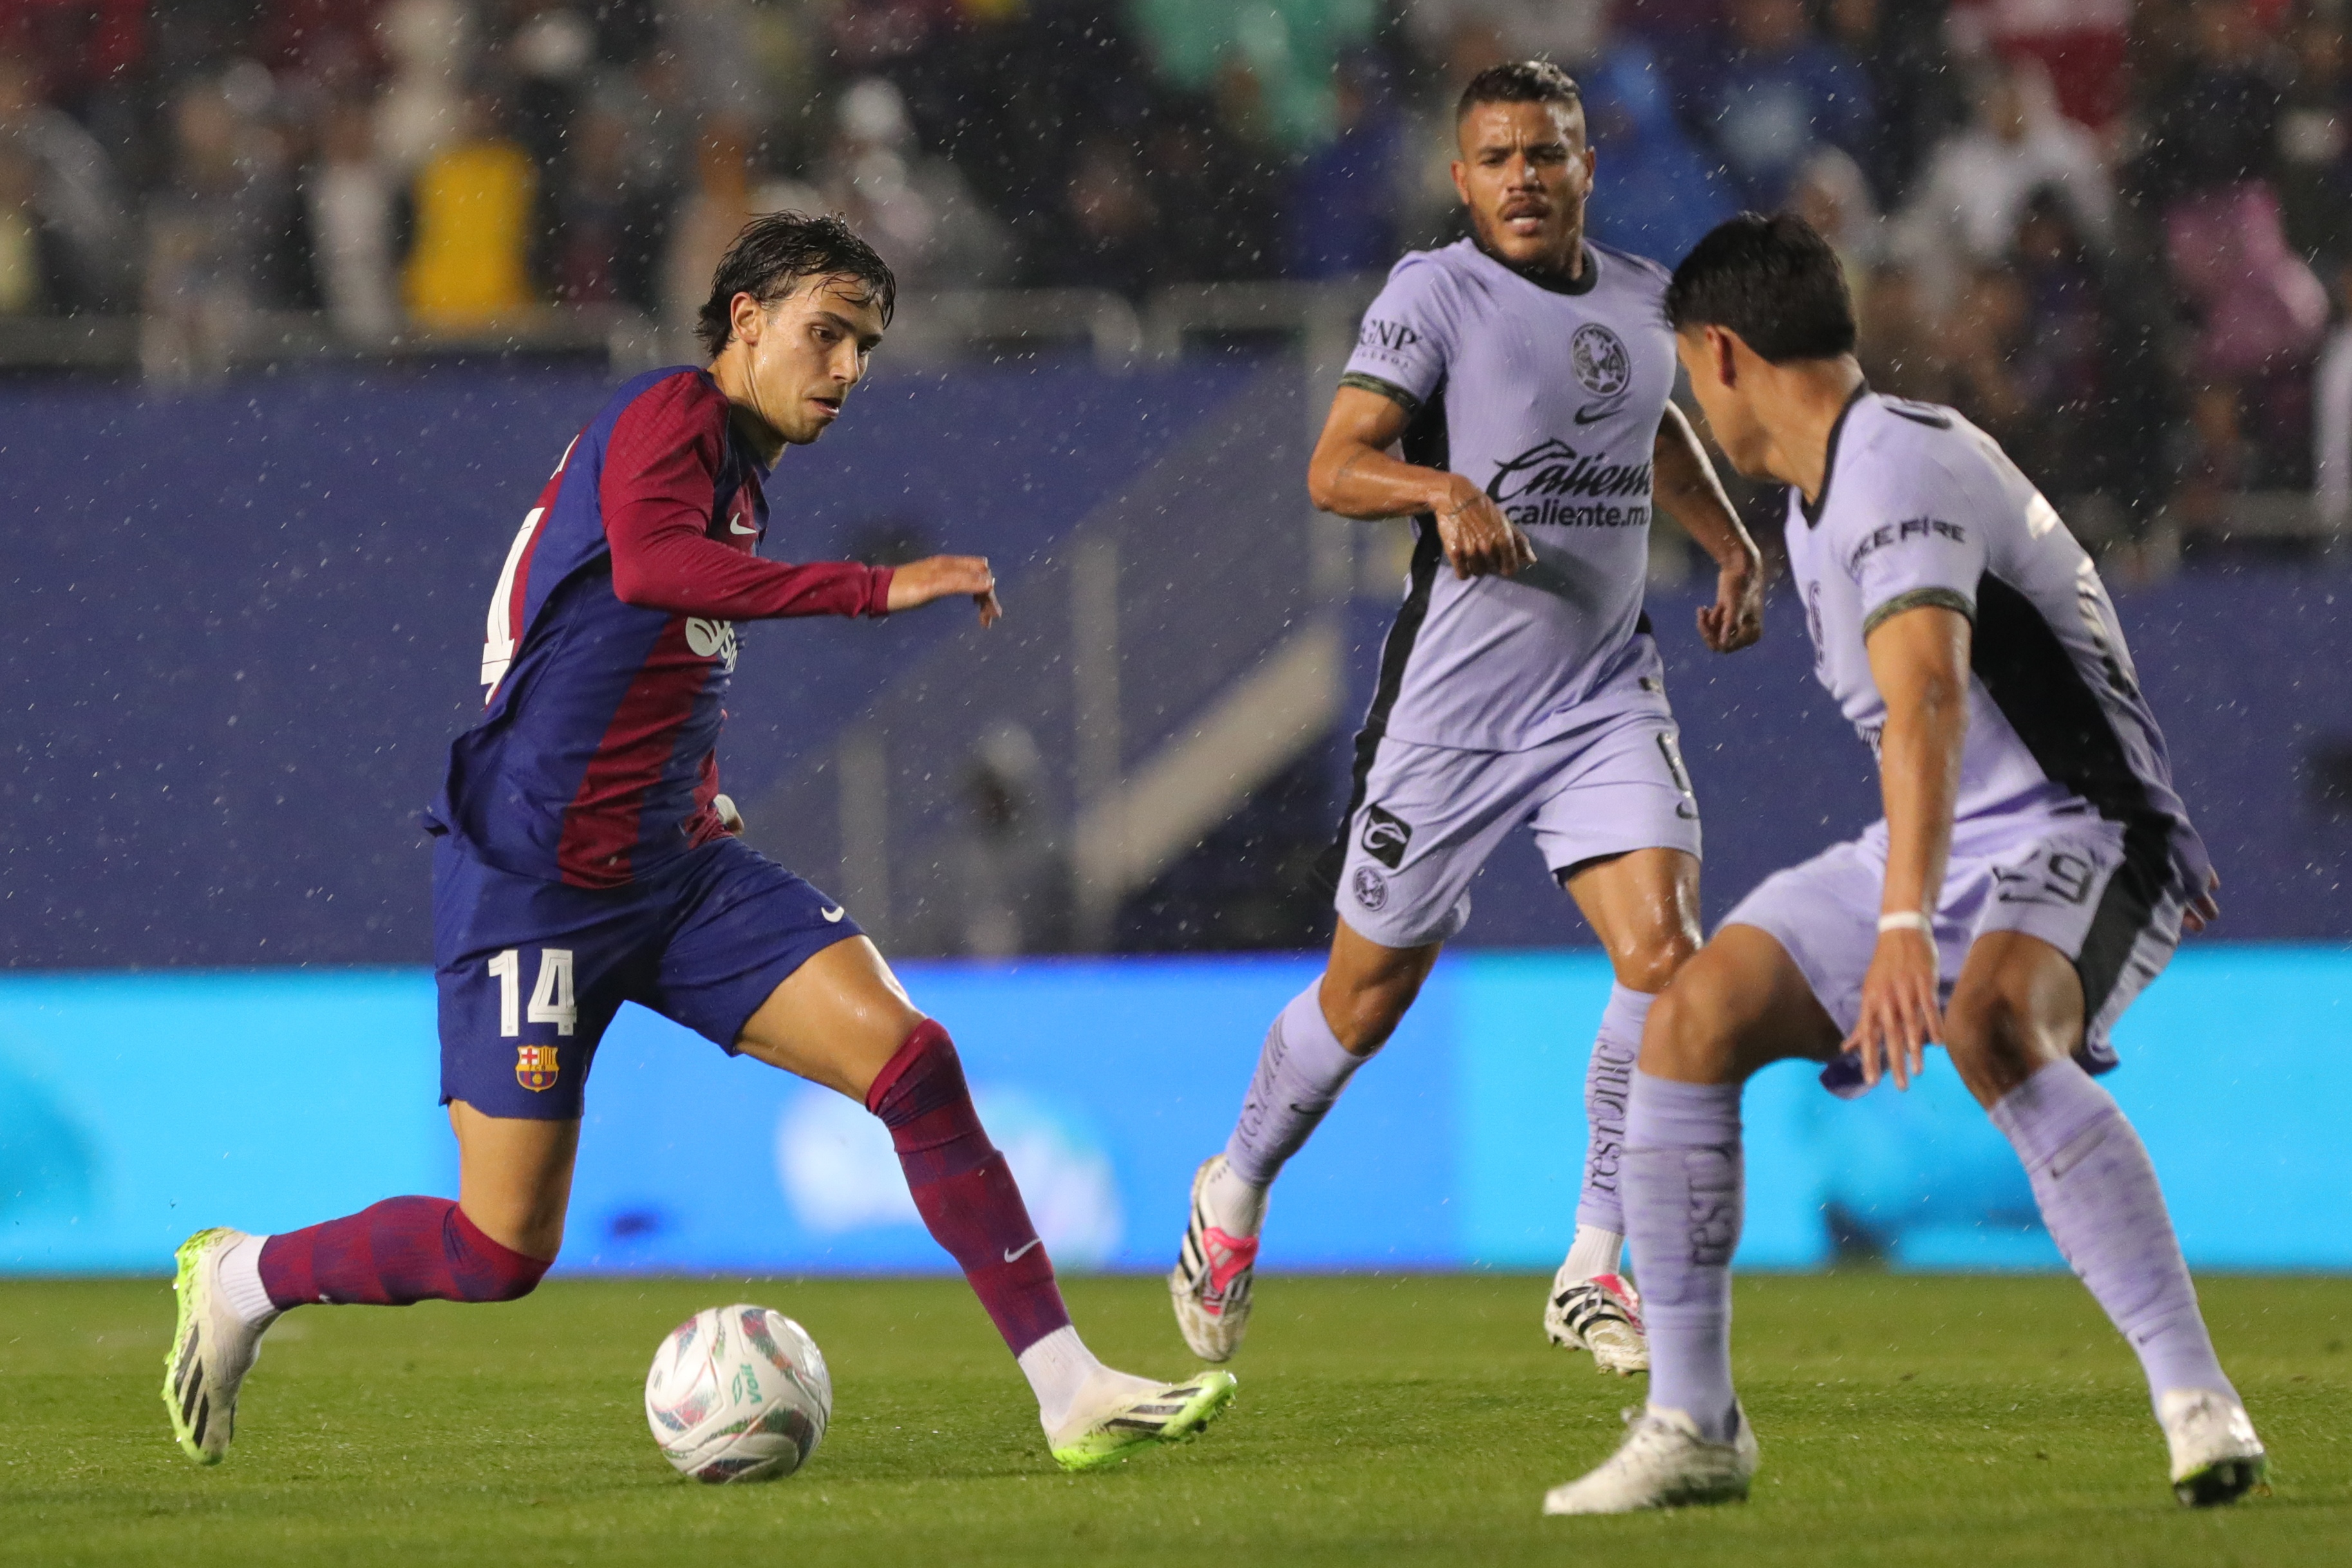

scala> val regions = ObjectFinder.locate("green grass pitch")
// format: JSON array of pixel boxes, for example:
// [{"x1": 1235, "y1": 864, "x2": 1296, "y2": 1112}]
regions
[{"x1": 4, "y1": 1272, "x2": 2346, "y2": 1566}]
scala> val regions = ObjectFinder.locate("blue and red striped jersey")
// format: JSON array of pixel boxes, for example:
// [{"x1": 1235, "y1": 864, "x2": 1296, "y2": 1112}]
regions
[{"x1": 428, "y1": 366, "x2": 894, "y2": 888}]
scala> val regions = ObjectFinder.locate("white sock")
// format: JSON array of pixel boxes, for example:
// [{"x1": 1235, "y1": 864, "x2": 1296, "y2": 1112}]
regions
[
  {"x1": 216, "y1": 1232, "x2": 283, "y2": 1329},
  {"x1": 1561, "y1": 1224, "x2": 1624, "y2": 1282},
  {"x1": 1017, "y1": 1325, "x2": 1157, "y2": 1437},
  {"x1": 1203, "y1": 1157, "x2": 1268, "y2": 1238}
]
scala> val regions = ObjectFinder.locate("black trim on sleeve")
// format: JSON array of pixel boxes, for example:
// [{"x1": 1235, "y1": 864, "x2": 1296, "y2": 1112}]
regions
[
  {"x1": 1337, "y1": 371, "x2": 1422, "y2": 418},
  {"x1": 1862, "y1": 586, "x2": 1975, "y2": 639}
]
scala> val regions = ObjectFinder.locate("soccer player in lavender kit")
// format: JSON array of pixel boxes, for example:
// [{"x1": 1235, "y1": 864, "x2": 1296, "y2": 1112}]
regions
[
  {"x1": 1169, "y1": 61, "x2": 1765, "y2": 1372},
  {"x1": 162, "y1": 213, "x2": 1234, "y2": 1473},
  {"x1": 1542, "y1": 214, "x2": 2266, "y2": 1513}
]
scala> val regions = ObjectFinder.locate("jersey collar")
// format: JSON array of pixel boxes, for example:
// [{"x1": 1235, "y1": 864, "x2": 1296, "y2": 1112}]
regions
[
  {"x1": 1467, "y1": 236, "x2": 1599, "y2": 296},
  {"x1": 1800, "y1": 380, "x2": 1871, "y2": 528}
]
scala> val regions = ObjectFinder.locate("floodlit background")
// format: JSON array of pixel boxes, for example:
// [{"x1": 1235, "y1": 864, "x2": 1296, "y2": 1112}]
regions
[{"x1": 2, "y1": 0, "x2": 2349, "y2": 1275}]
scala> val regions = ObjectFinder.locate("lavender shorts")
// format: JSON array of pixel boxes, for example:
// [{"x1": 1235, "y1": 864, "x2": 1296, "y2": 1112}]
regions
[{"x1": 1722, "y1": 812, "x2": 2186, "y2": 1096}]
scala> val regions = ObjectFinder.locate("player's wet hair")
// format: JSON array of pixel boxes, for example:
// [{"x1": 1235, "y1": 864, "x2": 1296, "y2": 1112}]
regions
[
  {"x1": 1456, "y1": 59, "x2": 1581, "y2": 124},
  {"x1": 1665, "y1": 212, "x2": 1857, "y2": 363},
  {"x1": 697, "y1": 211, "x2": 897, "y2": 357}
]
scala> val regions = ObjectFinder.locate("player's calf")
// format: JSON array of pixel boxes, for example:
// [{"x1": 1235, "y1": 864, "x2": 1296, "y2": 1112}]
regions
[
  {"x1": 163, "y1": 1198, "x2": 554, "y2": 1462},
  {"x1": 869, "y1": 1020, "x2": 1237, "y2": 1465}
]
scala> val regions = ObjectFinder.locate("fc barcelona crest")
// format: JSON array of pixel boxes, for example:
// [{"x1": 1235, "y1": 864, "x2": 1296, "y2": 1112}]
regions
[{"x1": 516, "y1": 1043, "x2": 561, "y2": 1092}]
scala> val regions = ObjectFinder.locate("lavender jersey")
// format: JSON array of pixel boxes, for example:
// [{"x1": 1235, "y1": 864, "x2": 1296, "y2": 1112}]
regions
[
  {"x1": 1786, "y1": 388, "x2": 2210, "y2": 893},
  {"x1": 1342, "y1": 238, "x2": 1675, "y2": 752}
]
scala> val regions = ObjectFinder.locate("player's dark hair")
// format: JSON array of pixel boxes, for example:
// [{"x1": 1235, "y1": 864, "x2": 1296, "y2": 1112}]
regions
[
  {"x1": 697, "y1": 211, "x2": 897, "y2": 358},
  {"x1": 1456, "y1": 59, "x2": 1581, "y2": 123},
  {"x1": 1664, "y1": 212, "x2": 1856, "y2": 363}
]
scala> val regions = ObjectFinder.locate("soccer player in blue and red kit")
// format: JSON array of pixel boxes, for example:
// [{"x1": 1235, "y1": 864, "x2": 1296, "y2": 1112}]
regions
[{"x1": 162, "y1": 213, "x2": 1236, "y2": 1473}]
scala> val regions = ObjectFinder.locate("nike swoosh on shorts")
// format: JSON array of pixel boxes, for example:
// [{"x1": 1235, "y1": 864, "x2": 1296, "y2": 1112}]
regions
[{"x1": 729, "y1": 518, "x2": 758, "y2": 535}]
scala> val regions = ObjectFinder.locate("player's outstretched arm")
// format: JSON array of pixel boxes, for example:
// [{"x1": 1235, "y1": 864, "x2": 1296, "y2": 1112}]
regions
[
  {"x1": 1653, "y1": 404, "x2": 1762, "y2": 653},
  {"x1": 1851, "y1": 602, "x2": 1971, "y2": 1090},
  {"x1": 885, "y1": 555, "x2": 1002, "y2": 626},
  {"x1": 1308, "y1": 384, "x2": 1535, "y2": 579}
]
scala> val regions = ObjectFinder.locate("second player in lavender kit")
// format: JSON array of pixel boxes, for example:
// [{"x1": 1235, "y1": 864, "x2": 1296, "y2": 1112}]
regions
[{"x1": 1169, "y1": 61, "x2": 1765, "y2": 1370}]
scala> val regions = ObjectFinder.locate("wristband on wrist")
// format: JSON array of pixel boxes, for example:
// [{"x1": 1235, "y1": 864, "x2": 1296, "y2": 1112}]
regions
[{"x1": 1877, "y1": 911, "x2": 1932, "y2": 935}]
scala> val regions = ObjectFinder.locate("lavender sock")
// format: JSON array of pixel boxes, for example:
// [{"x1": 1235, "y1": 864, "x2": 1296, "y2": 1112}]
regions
[
  {"x1": 1990, "y1": 1059, "x2": 2235, "y2": 1411},
  {"x1": 1624, "y1": 1069, "x2": 1744, "y2": 1443},
  {"x1": 1577, "y1": 984, "x2": 1651, "y2": 1236},
  {"x1": 1224, "y1": 982, "x2": 1366, "y2": 1188}
]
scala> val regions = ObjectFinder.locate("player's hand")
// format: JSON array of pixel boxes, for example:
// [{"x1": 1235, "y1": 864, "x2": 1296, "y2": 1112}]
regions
[
  {"x1": 2182, "y1": 868, "x2": 2221, "y2": 934},
  {"x1": 1847, "y1": 924, "x2": 1942, "y2": 1091},
  {"x1": 1433, "y1": 477, "x2": 1537, "y2": 580},
  {"x1": 887, "y1": 555, "x2": 1002, "y2": 626},
  {"x1": 1697, "y1": 546, "x2": 1763, "y2": 653}
]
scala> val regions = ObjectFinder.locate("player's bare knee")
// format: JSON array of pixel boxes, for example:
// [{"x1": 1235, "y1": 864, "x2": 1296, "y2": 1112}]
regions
[
  {"x1": 1944, "y1": 983, "x2": 2054, "y2": 1103},
  {"x1": 1610, "y1": 928, "x2": 1699, "y2": 995},
  {"x1": 1639, "y1": 980, "x2": 1738, "y2": 1084}
]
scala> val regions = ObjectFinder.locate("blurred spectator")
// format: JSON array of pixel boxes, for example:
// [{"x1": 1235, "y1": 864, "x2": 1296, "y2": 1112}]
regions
[
  {"x1": 1821, "y1": 0, "x2": 1955, "y2": 200},
  {"x1": 1286, "y1": 53, "x2": 1404, "y2": 279},
  {"x1": 2003, "y1": 189, "x2": 2120, "y2": 500},
  {"x1": 0, "y1": 49, "x2": 130, "y2": 311},
  {"x1": 2165, "y1": 178, "x2": 2326, "y2": 385},
  {"x1": 1144, "y1": 93, "x2": 1280, "y2": 283},
  {"x1": 1579, "y1": 34, "x2": 1736, "y2": 267},
  {"x1": 1690, "y1": 0, "x2": 1873, "y2": 209},
  {"x1": 1854, "y1": 262, "x2": 1948, "y2": 402},
  {"x1": 1130, "y1": 0, "x2": 1382, "y2": 149},
  {"x1": 0, "y1": 139, "x2": 45, "y2": 312},
  {"x1": 373, "y1": 0, "x2": 470, "y2": 177},
  {"x1": 2136, "y1": 0, "x2": 2286, "y2": 211},
  {"x1": 1946, "y1": 0, "x2": 2131, "y2": 129},
  {"x1": 143, "y1": 78, "x2": 290, "y2": 380},
  {"x1": 305, "y1": 93, "x2": 399, "y2": 339},
  {"x1": 1896, "y1": 57, "x2": 2111, "y2": 308},
  {"x1": 808, "y1": 76, "x2": 1012, "y2": 292},
  {"x1": 2313, "y1": 259, "x2": 2352, "y2": 528},
  {"x1": 1789, "y1": 147, "x2": 1881, "y2": 287},
  {"x1": 661, "y1": 115, "x2": 751, "y2": 341},
  {"x1": 1033, "y1": 133, "x2": 1158, "y2": 297},
  {"x1": 2277, "y1": 10, "x2": 2352, "y2": 265},
  {"x1": 1397, "y1": 16, "x2": 1508, "y2": 249},
  {"x1": 263, "y1": 0, "x2": 391, "y2": 87},
  {"x1": 1400, "y1": 0, "x2": 1606, "y2": 71},
  {"x1": 400, "y1": 87, "x2": 537, "y2": 328},
  {"x1": 954, "y1": 723, "x2": 1068, "y2": 958},
  {"x1": 546, "y1": 95, "x2": 637, "y2": 306},
  {"x1": 502, "y1": 0, "x2": 596, "y2": 180},
  {"x1": 1937, "y1": 263, "x2": 2034, "y2": 453}
]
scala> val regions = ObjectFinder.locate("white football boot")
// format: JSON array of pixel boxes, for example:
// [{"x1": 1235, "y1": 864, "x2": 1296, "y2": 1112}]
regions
[
  {"x1": 1544, "y1": 1267, "x2": 1650, "y2": 1376},
  {"x1": 2159, "y1": 1389, "x2": 2268, "y2": 1507},
  {"x1": 1542, "y1": 1403, "x2": 1758, "y2": 1515},
  {"x1": 1168, "y1": 1155, "x2": 1260, "y2": 1363},
  {"x1": 163, "y1": 1227, "x2": 276, "y2": 1464}
]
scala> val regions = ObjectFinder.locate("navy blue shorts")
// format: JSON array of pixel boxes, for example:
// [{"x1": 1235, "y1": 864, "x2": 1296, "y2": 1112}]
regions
[{"x1": 432, "y1": 835, "x2": 865, "y2": 1119}]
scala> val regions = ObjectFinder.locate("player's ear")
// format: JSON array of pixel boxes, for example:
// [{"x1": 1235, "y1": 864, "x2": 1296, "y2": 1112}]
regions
[
  {"x1": 1711, "y1": 327, "x2": 1738, "y2": 390},
  {"x1": 729, "y1": 290, "x2": 766, "y2": 348}
]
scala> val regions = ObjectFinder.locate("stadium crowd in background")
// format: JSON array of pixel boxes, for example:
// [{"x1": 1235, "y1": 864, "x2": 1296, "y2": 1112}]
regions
[{"x1": 0, "y1": 0, "x2": 2348, "y2": 549}]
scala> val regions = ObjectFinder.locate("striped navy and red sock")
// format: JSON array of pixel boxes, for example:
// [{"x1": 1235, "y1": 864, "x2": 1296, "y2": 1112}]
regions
[
  {"x1": 866, "y1": 1020, "x2": 1071, "y2": 1357},
  {"x1": 258, "y1": 1197, "x2": 550, "y2": 1309}
]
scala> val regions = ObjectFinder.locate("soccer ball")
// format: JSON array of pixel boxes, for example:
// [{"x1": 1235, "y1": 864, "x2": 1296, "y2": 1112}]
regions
[{"x1": 644, "y1": 1303, "x2": 832, "y2": 1482}]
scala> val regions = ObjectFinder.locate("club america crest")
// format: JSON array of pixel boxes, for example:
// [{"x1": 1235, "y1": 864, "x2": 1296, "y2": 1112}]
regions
[
  {"x1": 1569, "y1": 323, "x2": 1631, "y2": 398},
  {"x1": 516, "y1": 1043, "x2": 561, "y2": 1092}
]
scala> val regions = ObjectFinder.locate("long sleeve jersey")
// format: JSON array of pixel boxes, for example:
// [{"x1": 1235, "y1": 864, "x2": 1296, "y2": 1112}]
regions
[{"x1": 428, "y1": 366, "x2": 894, "y2": 887}]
